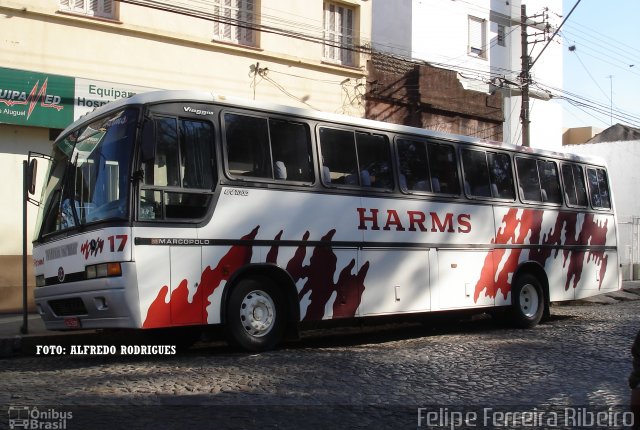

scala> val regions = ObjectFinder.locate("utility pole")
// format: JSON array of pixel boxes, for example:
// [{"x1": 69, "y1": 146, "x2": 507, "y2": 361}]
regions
[{"x1": 520, "y1": 4, "x2": 531, "y2": 147}]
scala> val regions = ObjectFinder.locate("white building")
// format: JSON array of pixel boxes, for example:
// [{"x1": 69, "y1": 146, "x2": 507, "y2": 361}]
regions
[{"x1": 372, "y1": 0, "x2": 563, "y2": 150}]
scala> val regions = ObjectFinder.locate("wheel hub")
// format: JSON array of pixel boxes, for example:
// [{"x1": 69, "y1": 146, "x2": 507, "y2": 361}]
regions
[{"x1": 239, "y1": 290, "x2": 275, "y2": 337}]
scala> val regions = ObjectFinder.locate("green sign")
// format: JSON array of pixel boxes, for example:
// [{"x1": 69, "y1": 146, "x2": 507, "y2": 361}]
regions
[{"x1": 0, "y1": 67, "x2": 74, "y2": 128}]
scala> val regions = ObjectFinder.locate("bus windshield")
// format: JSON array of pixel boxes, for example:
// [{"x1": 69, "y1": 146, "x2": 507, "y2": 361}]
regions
[{"x1": 36, "y1": 108, "x2": 138, "y2": 238}]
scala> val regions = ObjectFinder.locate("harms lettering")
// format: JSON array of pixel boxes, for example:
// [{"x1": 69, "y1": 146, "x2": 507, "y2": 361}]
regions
[{"x1": 357, "y1": 208, "x2": 472, "y2": 233}]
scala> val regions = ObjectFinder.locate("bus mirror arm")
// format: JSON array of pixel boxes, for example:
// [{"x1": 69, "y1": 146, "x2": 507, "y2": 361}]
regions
[{"x1": 131, "y1": 169, "x2": 145, "y2": 183}]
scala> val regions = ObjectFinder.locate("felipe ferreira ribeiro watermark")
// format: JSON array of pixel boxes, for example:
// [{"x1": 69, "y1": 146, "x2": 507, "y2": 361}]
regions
[{"x1": 417, "y1": 407, "x2": 634, "y2": 428}]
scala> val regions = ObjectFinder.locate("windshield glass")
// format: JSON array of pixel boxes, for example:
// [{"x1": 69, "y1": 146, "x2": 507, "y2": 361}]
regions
[{"x1": 36, "y1": 108, "x2": 138, "y2": 237}]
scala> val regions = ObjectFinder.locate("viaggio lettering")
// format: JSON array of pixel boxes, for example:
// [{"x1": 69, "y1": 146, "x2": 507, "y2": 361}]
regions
[{"x1": 357, "y1": 207, "x2": 472, "y2": 233}]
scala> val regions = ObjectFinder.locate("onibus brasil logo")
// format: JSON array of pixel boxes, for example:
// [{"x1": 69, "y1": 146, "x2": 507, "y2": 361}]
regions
[
  {"x1": 8, "y1": 406, "x2": 72, "y2": 429},
  {"x1": 0, "y1": 78, "x2": 64, "y2": 119}
]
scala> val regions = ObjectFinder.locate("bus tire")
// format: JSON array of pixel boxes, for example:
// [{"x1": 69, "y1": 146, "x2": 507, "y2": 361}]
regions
[
  {"x1": 510, "y1": 273, "x2": 544, "y2": 329},
  {"x1": 225, "y1": 277, "x2": 286, "y2": 352}
]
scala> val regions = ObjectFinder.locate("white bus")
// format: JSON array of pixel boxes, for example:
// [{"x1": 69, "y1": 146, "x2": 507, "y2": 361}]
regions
[{"x1": 31, "y1": 90, "x2": 621, "y2": 351}]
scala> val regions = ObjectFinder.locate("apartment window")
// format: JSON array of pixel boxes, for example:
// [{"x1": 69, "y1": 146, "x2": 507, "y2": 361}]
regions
[
  {"x1": 468, "y1": 16, "x2": 487, "y2": 58},
  {"x1": 59, "y1": 0, "x2": 115, "y2": 19},
  {"x1": 497, "y1": 24, "x2": 506, "y2": 47},
  {"x1": 323, "y1": 2, "x2": 356, "y2": 67},
  {"x1": 213, "y1": 0, "x2": 257, "y2": 47}
]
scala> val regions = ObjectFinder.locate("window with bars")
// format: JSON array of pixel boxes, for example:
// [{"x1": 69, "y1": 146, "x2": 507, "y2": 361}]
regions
[
  {"x1": 212, "y1": 0, "x2": 257, "y2": 47},
  {"x1": 497, "y1": 24, "x2": 506, "y2": 47},
  {"x1": 59, "y1": 0, "x2": 115, "y2": 19},
  {"x1": 468, "y1": 16, "x2": 487, "y2": 58},
  {"x1": 323, "y1": 2, "x2": 356, "y2": 67}
]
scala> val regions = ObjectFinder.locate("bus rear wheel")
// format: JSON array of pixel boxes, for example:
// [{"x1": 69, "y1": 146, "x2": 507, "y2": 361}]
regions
[
  {"x1": 225, "y1": 277, "x2": 286, "y2": 352},
  {"x1": 510, "y1": 273, "x2": 544, "y2": 329}
]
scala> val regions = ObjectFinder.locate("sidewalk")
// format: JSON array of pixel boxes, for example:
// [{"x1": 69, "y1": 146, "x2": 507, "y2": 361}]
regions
[{"x1": 2, "y1": 280, "x2": 640, "y2": 357}]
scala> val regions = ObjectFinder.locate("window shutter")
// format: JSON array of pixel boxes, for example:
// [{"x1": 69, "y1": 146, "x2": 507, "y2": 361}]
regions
[
  {"x1": 212, "y1": 0, "x2": 256, "y2": 46},
  {"x1": 323, "y1": 2, "x2": 355, "y2": 66},
  {"x1": 88, "y1": 0, "x2": 98, "y2": 15},
  {"x1": 73, "y1": 0, "x2": 85, "y2": 13},
  {"x1": 468, "y1": 17, "x2": 485, "y2": 57},
  {"x1": 101, "y1": 0, "x2": 113, "y2": 17}
]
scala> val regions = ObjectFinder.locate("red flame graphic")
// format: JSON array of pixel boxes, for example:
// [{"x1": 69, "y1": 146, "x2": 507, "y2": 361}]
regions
[
  {"x1": 143, "y1": 227, "x2": 258, "y2": 328},
  {"x1": 474, "y1": 209, "x2": 609, "y2": 302},
  {"x1": 143, "y1": 227, "x2": 369, "y2": 328}
]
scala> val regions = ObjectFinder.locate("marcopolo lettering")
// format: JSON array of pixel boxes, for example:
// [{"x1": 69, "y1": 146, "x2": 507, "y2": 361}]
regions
[
  {"x1": 357, "y1": 207, "x2": 472, "y2": 233},
  {"x1": 153, "y1": 238, "x2": 211, "y2": 245}
]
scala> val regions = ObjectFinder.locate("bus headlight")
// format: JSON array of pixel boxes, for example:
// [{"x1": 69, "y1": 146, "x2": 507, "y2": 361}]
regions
[
  {"x1": 35, "y1": 275, "x2": 45, "y2": 287},
  {"x1": 86, "y1": 262, "x2": 122, "y2": 279}
]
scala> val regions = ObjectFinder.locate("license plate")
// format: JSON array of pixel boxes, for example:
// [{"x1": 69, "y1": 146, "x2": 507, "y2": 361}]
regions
[{"x1": 64, "y1": 317, "x2": 81, "y2": 329}]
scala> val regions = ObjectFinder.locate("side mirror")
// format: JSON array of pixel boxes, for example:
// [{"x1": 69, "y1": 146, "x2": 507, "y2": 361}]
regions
[{"x1": 27, "y1": 158, "x2": 37, "y2": 195}]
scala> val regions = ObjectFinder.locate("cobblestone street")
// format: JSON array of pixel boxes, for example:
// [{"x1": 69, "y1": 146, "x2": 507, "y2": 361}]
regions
[{"x1": 2, "y1": 299, "x2": 639, "y2": 429}]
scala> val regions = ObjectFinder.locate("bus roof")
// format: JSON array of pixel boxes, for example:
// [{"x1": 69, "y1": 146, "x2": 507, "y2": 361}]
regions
[{"x1": 63, "y1": 89, "x2": 607, "y2": 167}]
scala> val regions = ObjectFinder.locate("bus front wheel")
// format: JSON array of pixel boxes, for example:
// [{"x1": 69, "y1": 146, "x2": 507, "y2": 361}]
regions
[
  {"x1": 225, "y1": 277, "x2": 286, "y2": 352},
  {"x1": 510, "y1": 274, "x2": 544, "y2": 329}
]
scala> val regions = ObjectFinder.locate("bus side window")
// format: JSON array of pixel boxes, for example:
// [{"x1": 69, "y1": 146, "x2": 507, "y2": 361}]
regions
[
  {"x1": 516, "y1": 157, "x2": 542, "y2": 202},
  {"x1": 561, "y1": 163, "x2": 588, "y2": 207},
  {"x1": 587, "y1": 167, "x2": 611, "y2": 209},
  {"x1": 225, "y1": 113, "x2": 272, "y2": 179},
  {"x1": 319, "y1": 127, "x2": 358, "y2": 185},
  {"x1": 139, "y1": 116, "x2": 215, "y2": 221},
  {"x1": 516, "y1": 157, "x2": 561, "y2": 204},
  {"x1": 461, "y1": 148, "x2": 491, "y2": 198},
  {"x1": 269, "y1": 119, "x2": 314, "y2": 183},
  {"x1": 538, "y1": 160, "x2": 562, "y2": 204},
  {"x1": 428, "y1": 143, "x2": 460, "y2": 195},
  {"x1": 356, "y1": 132, "x2": 393, "y2": 190},
  {"x1": 397, "y1": 138, "x2": 431, "y2": 192},
  {"x1": 488, "y1": 152, "x2": 515, "y2": 200}
]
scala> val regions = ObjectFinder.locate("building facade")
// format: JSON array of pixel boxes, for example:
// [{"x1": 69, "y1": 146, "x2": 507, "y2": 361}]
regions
[
  {"x1": 0, "y1": 0, "x2": 372, "y2": 311},
  {"x1": 370, "y1": 0, "x2": 563, "y2": 150}
]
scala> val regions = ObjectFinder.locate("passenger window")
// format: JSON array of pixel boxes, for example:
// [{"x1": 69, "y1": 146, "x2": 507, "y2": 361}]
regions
[
  {"x1": 516, "y1": 157, "x2": 542, "y2": 202},
  {"x1": 461, "y1": 149, "x2": 491, "y2": 197},
  {"x1": 224, "y1": 113, "x2": 314, "y2": 183},
  {"x1": 269, "y1": 119, "x2": 314, "y2": 182},
  {"x1": 488, "y1": 152, "x2": 515, "y2": 199},
  {"x1": 397, "y1": 138, "x2": 460, "y2": 195},
  {"x1": 225, "y1": 113, "x2": 272, "y2": 179},
  {"x1": 319, "y1": 128, "x2": 358, "y2": 185},
  {"x1": 139, "y1": 116, "x2": 215, "y2": 221},
  {"x1": 516, "y1": 157, "x2": 561, "y2": 204},
  {"x1": 461, "y1": 149, "x2": 515, "y2": 199},
  {"x1": 428, "y1": 143, "x2": 460, "y2": 195},
  {"x1": 538, "y1": 160, "x2": 562, "y2": 204},
  {"x1": 587, "y1": 167, "x2": 611, "y2": 209},
  {"x1": 356, "y1": 132, "x2": 393, "y2": 189},
  {"x1": 561, "y1": 164, "x2": 588, "y2": 207},
  {"x1": 397, "y1": 139, "x2": 430, "y2": 191},
  {"x1": 320, "y1": 127, "x2": 392, "y2": 189}
]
